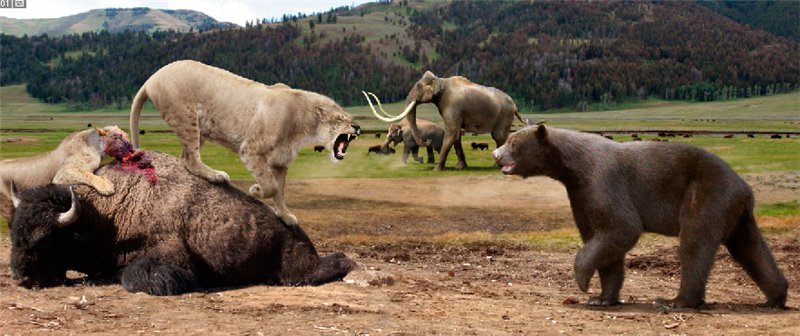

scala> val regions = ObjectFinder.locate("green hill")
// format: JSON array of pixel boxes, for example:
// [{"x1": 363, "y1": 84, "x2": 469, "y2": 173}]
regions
[{"x1": 0, "y1": 8, "x2": 235, "y2": 36}]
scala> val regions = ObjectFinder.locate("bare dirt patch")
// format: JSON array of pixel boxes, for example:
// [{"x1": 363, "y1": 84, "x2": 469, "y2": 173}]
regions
[
  {"x1": 0, "y1": 136, "x2": 41, "y2": 144},
  {"x1": 744, "y1": 171, "x2": 800, "y2": 204},
  {"x1": 1, "y1": 175, "x2": 798, "y2": 334}
]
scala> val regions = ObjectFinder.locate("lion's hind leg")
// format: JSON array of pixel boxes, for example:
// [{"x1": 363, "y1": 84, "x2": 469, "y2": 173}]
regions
[{"x1": 167, "y1": 106, "x2": 229, "y2": 183}]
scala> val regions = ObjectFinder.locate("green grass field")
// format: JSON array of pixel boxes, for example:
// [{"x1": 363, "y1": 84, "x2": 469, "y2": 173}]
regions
[{"x1": 1, "y1": 85, "x2": 799, "y2": 230}]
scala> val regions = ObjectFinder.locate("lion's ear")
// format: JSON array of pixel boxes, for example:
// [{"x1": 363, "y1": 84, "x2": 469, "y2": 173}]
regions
[{"x1": 96, "y1": 127, "x2": 107, "y2": 136}]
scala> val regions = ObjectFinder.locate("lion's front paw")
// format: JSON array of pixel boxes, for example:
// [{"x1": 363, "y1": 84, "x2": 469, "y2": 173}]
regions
[
  {"x1": 249, "y1": 183, "x2": 278, "y2": 198},
  {"x1": 95, "y1": 180, "x2": 115, "y2": 195},
  {"x1": 248, "y1": 184, "x2": 262, "y2": 197},
  {"x1": 209, "y1": 170, "x2": 230, "y2": 183}
]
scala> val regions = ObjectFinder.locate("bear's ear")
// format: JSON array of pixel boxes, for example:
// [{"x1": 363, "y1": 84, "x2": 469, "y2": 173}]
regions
[{"x1": 536, "y1": 124, "x2": 548, "y2": 143}]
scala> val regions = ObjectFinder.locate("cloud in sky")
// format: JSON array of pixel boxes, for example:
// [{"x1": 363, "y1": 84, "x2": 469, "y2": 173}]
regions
[{"x1": 1, "y1": 0, "x2": 373, "y2": 26}]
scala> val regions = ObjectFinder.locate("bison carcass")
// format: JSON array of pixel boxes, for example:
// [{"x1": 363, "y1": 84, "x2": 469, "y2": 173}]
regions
[{"x1": 9, "y1": 151, "x2": 355, "y2": 295}]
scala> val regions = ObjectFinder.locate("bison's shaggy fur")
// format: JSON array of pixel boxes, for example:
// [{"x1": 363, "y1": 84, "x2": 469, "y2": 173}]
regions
[{"x1": 9, "y1": 151, "x2": 355, "y2": 296}]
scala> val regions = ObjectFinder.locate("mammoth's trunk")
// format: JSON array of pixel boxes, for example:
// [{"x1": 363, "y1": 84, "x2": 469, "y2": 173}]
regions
[
  {"x1": 405, "y1": 109, "x2": 426, "y2": 147},
  {"x1": 380, "y1": 134, "x2": 394, "y2": 152},
  {"x1": 362, "y1": 91, "x2": 416, "y2": 123},
  {"x1": 402, "y1": 96, "x2": 427, "y2": 147}
]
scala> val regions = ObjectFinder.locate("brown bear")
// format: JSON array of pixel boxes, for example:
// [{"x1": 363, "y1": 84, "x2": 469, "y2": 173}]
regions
[{"x1": 493, "y1": 124, "x2": 788, "y2": 308}]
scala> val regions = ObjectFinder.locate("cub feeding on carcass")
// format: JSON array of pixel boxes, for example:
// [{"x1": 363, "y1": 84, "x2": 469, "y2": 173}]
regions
[{"x1": 0, "y1": 126, "x2": 129, "y2": 220}]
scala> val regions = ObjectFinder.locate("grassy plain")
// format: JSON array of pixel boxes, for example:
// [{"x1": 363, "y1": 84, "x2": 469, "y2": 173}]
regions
[{"x1": 1, "y1": 85, "x2": 799, "y2": 224}]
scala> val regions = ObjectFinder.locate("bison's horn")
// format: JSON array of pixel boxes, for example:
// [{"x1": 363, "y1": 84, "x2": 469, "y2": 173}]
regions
[
  {"x1": 57, "y1": 186, "x2": 80, "y2": 227},
  {"x1": 362, "y1": 91, "x2": 416, "y2": 123},
  {"x1": 10, "y1": 180, "x2": 20, "y2": 208}
]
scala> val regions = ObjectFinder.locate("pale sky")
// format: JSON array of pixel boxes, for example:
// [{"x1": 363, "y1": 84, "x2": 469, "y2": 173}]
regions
[{"x1": 0, "y1": 0, "x2": 374, "y2": 26}]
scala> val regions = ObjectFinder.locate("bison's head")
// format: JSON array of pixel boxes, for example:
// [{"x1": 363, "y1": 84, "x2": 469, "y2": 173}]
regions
[{"x1": 8, "y1": 182, "x2": 80, "y2": 288}]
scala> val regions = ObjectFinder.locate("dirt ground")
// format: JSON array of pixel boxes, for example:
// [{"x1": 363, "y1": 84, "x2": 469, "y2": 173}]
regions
[{"x1": 1, "y1": 173, "x2": 798, "y2": 335}]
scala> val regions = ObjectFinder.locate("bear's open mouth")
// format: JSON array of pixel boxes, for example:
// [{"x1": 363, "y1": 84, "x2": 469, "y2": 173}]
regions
[
  {"x1": 500, "y1": 162, "x2": 516, "y2": 175},
  {"x1": 333, "y1": 134, "x2": 357, "y2": 160}
]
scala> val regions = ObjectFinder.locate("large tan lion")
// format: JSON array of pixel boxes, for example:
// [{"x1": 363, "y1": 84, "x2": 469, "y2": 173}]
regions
[
  {"x1": 129, "y1": 60, "x2": 360, "y2": 226},
  {"x1": 0, "y1": 126, "x2": 127, "y2": 220}
]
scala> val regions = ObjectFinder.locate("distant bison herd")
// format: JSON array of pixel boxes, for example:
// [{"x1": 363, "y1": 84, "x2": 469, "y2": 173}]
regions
[{"x1": 0, "y1": 61, "x2": 793, "y2": 310}]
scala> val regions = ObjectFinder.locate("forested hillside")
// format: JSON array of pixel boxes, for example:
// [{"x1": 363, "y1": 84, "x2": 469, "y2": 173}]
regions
[
  {"x1": 1, "y1": 1, "x2": 797, "y2": 111},
  {"x1": 698, "y1": 0, "x2": 800, "y2": 41}
]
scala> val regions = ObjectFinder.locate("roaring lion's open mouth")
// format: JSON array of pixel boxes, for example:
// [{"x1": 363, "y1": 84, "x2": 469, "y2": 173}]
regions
[{"x1": 333, "y1": 134, "x2": 358, "y2": 160}]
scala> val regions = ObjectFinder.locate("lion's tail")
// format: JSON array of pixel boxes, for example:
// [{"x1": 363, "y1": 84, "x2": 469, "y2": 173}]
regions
[{"x1": 130, "y1": 84, "x2": 148, "y2": 148}]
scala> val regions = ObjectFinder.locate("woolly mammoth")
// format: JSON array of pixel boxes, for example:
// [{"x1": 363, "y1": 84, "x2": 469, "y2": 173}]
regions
[
  {"x1": 364, "y1": 71, "x2": 523, "y2": 170},
  {"x1": 381, "y1": 118, "x2": 444, "y2": 164}
]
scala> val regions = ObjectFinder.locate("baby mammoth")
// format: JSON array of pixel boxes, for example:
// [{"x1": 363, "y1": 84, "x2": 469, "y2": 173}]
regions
[
  {"x1": 380, "y1": 118, "x2": 443, "y2": 164},
  {"x1": 493, "y1": 125, "x2": 787, "y2": 308}
]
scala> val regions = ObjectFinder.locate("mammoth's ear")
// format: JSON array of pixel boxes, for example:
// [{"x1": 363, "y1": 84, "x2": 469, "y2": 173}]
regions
[
  {"x1": 431, "y1": 77, "x2": 444, "y2": 95},
  {"x1": 536, "y1": 124, "x2": 548, "y2": 143}
]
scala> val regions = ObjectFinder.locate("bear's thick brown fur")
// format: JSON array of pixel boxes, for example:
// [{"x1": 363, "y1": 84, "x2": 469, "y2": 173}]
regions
[{"x1": 493, "y1": 125, "x2": 788, "y2": 308}]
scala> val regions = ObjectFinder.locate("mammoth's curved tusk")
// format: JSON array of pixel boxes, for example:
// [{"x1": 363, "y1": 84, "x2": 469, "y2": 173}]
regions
[
  {"x1": 367, "y1": 92, "x2": 394, "y2": 118},
  {"x1": 361, "y1": 91, "x2": 393, "y2": 120},
  {"x1": 10, "y1": 180, "x2": 20, "y2": 208},
  {"x1": 362, "y1": 91, "x2": 416, "y2": 123},
  {"x1": 57, "y1": 186, "x2": 80, "y2": 227}
]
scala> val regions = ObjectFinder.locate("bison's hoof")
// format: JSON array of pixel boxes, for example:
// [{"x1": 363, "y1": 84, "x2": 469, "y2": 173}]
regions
[{"x1": 588, "y1": 296, "x2": 620, "y2": 307}]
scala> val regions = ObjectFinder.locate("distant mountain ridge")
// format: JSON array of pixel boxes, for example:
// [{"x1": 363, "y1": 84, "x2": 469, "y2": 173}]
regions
[{"x1": 0, "y1": 7, "x2": 236, "y2": 36}]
